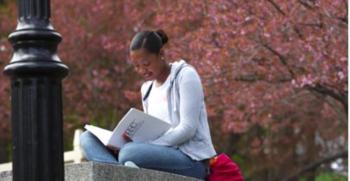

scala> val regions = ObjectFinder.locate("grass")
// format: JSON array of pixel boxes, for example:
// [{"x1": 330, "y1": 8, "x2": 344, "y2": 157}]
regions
[{"x1": 299, "y1": 172, "x2": 347, "y2": 181}]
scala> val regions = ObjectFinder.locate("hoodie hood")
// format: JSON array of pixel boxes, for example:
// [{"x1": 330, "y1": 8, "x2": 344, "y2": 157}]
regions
[{"x1": 169, "y1": 59, "x2": 188, "y2": 85}]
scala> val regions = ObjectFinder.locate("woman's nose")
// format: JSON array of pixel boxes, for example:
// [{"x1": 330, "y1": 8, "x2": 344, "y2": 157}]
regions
[{"x1": 137, "y1": 67, "x2": 146, "y2": 74}]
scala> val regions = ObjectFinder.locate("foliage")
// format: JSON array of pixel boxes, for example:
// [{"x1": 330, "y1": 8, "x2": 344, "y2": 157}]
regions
[
  {"x1": 0, "y1": 0, "x2": 347, "y2": 180},
  {"x1": 313, "y1": 172, "x2": 347, "y2": 181},
  {"x1": 0, "y1": 0, "x2": 14, "y2": 145}
]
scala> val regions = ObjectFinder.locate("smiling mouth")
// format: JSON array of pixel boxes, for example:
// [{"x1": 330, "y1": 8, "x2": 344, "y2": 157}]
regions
[{"x1": 144, "y1": 72, "x2": 153, "y2": 78}]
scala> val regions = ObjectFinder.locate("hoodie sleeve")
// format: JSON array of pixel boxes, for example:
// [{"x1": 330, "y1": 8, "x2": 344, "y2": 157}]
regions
[{"x1": 150, "y1": 67, "x2": 203, "y2": 146}]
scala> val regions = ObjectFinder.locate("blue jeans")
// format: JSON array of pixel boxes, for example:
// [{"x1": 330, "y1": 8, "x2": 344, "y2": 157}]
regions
[{"x1": 79, "y1": 131, "x2": 207, "y2": 179}]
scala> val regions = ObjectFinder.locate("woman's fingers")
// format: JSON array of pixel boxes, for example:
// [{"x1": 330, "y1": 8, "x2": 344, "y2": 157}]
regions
[{"x1": 122, "y1": 132, "x2": 132, "y2": 142}]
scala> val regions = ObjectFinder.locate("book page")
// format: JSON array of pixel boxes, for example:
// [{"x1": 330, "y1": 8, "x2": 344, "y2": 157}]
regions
[
  {"x1": 84, "y1": 125, "x2": 113, "y2": 146},
  {"x1": 107, "y1": 108, "x2": 171, "y2": 148}
]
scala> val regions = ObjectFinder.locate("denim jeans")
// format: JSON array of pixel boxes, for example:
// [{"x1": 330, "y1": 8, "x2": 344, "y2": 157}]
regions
[{"x1": 79, "y1": 131, "x2": 207, "y2": 179}]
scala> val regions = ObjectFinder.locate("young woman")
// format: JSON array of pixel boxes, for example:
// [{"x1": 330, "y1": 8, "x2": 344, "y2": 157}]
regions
[{"x1": 80, "y1": 29, "x2": 216, "y2": 179}]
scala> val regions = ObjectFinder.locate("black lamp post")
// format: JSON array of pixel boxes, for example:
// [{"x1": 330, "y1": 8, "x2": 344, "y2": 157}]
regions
[{"x1": 3, "y1": 0, "x2": 68, "y2": 180}]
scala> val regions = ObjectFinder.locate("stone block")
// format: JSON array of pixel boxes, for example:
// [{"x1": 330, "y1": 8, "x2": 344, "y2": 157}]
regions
[{"x1": 0, "y1": 162, "x2": 203, "y2": 181}]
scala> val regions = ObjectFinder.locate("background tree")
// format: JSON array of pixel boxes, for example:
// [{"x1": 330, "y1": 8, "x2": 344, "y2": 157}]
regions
[{"x1": 0, "y1": 0, "x2": 347, "y2": 180}]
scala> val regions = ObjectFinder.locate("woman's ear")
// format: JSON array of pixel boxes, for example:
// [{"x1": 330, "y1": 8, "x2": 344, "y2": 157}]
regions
[
  {"x1": 126, "y1": 54, "x2": 133, "y2": 64},
  {"x1": 159, "y1": 49, "x2": 165, "y2": 57}
]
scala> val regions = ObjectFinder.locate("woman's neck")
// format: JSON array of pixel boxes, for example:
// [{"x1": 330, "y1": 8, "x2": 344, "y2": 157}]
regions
[{"x1": 155, "y1": 63, "x2": 171, "y2": 85}]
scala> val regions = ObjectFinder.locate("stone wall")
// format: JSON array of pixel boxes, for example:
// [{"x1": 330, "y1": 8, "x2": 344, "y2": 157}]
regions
[{"x1": 0, "y1": 162, "x2": 203, "y2": 181}]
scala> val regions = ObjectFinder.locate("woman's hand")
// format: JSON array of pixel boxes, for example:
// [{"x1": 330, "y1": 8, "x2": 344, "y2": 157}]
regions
[
  {"x1": 106, "y1": 133, "x2": 132, "y2": 155},
  {"x1": 106, "y1": 145, "x2": 119, "y2": 155},
  {"x1": 122, "y1": 132, "x2": 132, "y2": 142}
]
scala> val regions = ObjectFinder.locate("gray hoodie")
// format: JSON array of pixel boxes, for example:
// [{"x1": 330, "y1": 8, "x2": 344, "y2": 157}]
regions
[{"x1": 141, "y1": 60, "x2": 217, "y2": 161}]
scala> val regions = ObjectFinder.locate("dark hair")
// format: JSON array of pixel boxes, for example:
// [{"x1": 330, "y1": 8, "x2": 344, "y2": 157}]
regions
[{"x1": 129, "y1": 29, "x2": 168, "y2": 54}]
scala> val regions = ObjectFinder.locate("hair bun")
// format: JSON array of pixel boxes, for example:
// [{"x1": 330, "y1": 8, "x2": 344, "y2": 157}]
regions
[{"x1": 155, "y1": 29, "x2": 168, "y2": 45}]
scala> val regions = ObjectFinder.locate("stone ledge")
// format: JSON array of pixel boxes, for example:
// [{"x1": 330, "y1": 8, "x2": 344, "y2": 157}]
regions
[
  {"x1": 0, "y1": 170, "x2": 11, "y2": 181},
  {"x1": 0, "y1": 162, "x2": 203, "y2": 181}
]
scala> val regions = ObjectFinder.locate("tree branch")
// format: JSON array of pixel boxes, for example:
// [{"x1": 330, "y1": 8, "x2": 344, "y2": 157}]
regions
[
  {"x1": 283, "y1": 150, "x2": 348, "y2": 181},
  {"x1": 261, "y1": 43, "x2": 295, "y2": 78},
  {"x1": 298, "y1": 22, "x2": 323, "y2": 28},
  {"x1": 259, "y1": 41, "x2": 347, "y2": 115},
  {"x1": 297, "y1": 0, "x2": 314, "y2": 10},
  {"x1": 306, "y1": 84, "x2": 348, "y2": 114},
  {"x1": 339, "y1": 0, "x2": 348, "y2": 24},
  {"x1": 293, "y1": 25, "x2": 304, "y2": 39},
  {"x1": 266, "y1": 0, "x2": 286, "y2": 16},
  {"x1": 298, "y1": 0, "x2": 347, "y2": 25},
  {"x1": 234, "y1": 74, "x2": 292, "y2": 83}
]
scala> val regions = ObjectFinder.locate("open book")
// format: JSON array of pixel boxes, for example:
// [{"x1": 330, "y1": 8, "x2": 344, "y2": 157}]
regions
[{"x1": 84, "y1": 108, "x2": 171, "y2": 150}]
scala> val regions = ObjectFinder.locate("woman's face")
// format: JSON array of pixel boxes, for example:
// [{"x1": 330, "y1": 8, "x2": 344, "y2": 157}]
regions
[{"x1": 129, "y1": 49, "x2": 164, "y2": 81}]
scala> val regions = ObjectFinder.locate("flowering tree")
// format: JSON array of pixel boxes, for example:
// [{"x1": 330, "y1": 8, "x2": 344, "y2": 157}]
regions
[
  {"x1": 0, "y1": 1, "x2": 16, "y2": 162},
  {"x1": 0, "y1": 0, "x2": 347, "y2": 180}
]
